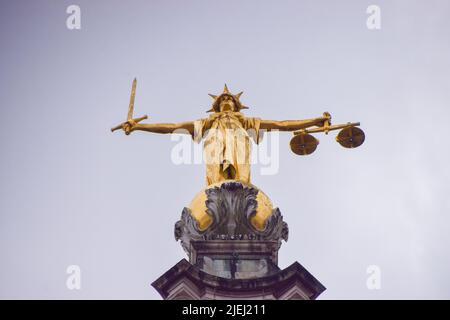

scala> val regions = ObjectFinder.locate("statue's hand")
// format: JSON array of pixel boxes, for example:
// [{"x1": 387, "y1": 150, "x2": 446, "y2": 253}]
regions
[
  {"x1": 317, "y1": 112, "x2": 332, "y2": 127},
  {"x1": 111, "y1": 115, "x2": 148, "y2": 134},
  {"x1": 122, "y1": 119, "x2": 137, "y2": 135}
]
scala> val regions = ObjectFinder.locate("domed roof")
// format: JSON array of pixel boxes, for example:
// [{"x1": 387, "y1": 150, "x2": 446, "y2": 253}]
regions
[
  {"x1": 189, "y1": 180, "x2": 274, "y2": 232},
  {"x1": 175, "y1": 180, "x2": 289, "y2": 256}
]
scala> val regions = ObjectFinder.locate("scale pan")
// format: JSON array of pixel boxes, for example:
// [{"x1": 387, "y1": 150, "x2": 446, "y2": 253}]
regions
[
  {"x1": 290, "y1": 133, "x2": 319, "y2": 155},
  {"x1": 336, "y1": 126, "x2": 365, "y2": 148}
]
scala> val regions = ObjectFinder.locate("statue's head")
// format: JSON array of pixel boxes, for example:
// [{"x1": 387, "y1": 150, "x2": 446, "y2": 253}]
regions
[
  {"x1": 219, "y1": 94, "x2": 236, "y2": 112},
  {"x1": 206, "y1": 84, "x2": 249, "y2": 113}
]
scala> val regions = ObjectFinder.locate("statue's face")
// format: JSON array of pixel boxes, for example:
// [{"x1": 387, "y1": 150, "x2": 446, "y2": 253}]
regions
[{"x1": 219, "y1": 95, "x2": 235, "y2": 112}]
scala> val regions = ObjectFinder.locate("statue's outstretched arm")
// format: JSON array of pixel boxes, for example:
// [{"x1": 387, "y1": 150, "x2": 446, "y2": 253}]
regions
[
  {"x1": 260, "y1": 112, "x2": 331, "y2": 132},
  {"x1": 133, "y1": 121, "x2": 194, "y2": 135},
  {"x1": 111, "y1": 78, "x2": 195, "y2": 136},
  {"x1": 116, "y1": 119, "x2": 195, "y2": 135}
]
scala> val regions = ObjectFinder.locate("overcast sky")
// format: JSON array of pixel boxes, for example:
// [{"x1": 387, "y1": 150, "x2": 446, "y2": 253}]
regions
[{"x1": 1, "y1": 0, "x2": 450, "y2": 299}]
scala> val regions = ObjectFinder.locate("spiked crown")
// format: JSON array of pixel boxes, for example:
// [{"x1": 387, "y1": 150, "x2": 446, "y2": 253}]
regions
[{"x1": 206, "y1": 84, "x2": 249, "y2": 113}]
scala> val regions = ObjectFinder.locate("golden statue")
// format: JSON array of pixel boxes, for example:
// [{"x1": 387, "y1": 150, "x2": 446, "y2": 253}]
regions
[
  {"x1": 112, "y1": 80, "x2": 364, "y2": 186},
  {"x1": 112, "y1": 79, "x2": 364, "y2": 233}
]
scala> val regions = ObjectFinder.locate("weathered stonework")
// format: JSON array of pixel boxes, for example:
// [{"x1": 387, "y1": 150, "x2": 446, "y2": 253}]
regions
[
  {"x1": 154, "y1": 181, "x2": 325, "y2": 300},
  {"x1": 174, "y1": 182, "x2": 288, "y2": 256},
  {"x1": 152, "y1": 259, "x2": 325, "y2": 300}
]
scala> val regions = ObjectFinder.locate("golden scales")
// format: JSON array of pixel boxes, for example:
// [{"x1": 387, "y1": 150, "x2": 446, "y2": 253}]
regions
[{"x1": 290, "y1": 112, "x2": 365, "y2": 155}]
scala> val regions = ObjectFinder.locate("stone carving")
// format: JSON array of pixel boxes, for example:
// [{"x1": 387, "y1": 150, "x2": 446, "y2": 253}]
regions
[{"x1": 175, "y1": 182, "x2": 288, "y2": 254}]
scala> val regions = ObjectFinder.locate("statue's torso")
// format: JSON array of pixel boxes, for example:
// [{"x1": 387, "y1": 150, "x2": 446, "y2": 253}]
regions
[
  {"x1": 193, "y1": 112, "x2": 261, "y2": 185},
  {"x1": 205, "y1": 111, "x2": 246, "y2": 131}
]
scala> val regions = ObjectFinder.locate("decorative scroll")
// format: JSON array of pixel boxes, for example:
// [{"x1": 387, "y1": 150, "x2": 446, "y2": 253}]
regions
[{"x1": 175, "y1": 182, "x2": 288, "y2": 254}]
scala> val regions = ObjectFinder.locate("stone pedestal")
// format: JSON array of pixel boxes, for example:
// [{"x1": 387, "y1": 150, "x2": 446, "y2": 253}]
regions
[
  {"x1": 152, "y1": 258, "x2": 325, "y2": 300},
  {"x1": 152, "y1": 181, "x2": 325, "y2": 300}
]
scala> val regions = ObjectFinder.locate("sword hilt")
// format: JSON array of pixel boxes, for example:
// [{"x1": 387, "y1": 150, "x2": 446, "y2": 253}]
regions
[{"x1": 111, "y1": 115, "x2": 148, "y2": 134}]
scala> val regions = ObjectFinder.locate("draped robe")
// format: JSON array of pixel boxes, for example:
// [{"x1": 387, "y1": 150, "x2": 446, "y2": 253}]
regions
[{"x1": 192, "y1": 111, "x2": 262, "y2": 185}]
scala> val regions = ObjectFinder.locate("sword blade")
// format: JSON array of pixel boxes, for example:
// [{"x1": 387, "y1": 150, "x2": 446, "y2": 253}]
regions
[{"x1": 127, "y1": 78, "x2": 137, "y2": 120}]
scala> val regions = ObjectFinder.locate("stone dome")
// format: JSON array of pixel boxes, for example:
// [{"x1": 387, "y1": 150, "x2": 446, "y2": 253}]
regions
[
  {"x1": 174, "y1": 180, "x2": 289, "y2": 256},
  {"x1": 189, "y1": 180, "x2": 274, "y2": 232}
]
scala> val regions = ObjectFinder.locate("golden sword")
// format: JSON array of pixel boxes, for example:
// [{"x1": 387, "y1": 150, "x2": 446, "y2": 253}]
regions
[{"x1": 111, "y1": 78, "x2": 148, "y2": 134}]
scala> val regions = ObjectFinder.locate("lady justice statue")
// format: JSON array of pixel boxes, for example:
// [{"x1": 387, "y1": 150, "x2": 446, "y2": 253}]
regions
[
  {"x1": 111, "y1": 80, "x2": 364, "y2": 299},
  {"x1": 112, "y1": 81, "x2": 363, "y2": 185}
]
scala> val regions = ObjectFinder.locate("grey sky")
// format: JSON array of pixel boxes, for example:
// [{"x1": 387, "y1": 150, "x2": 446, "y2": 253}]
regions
[{"x1": 1, "y1": 0, "x2": 449, "y2": 299}]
